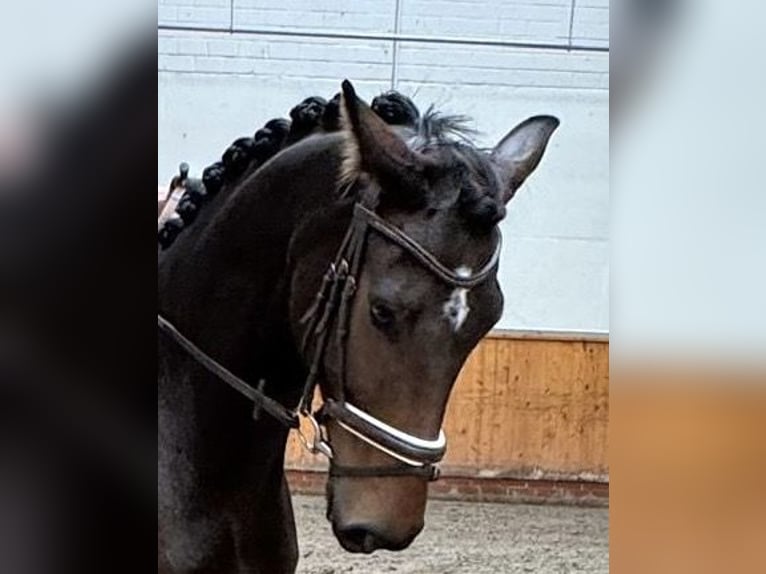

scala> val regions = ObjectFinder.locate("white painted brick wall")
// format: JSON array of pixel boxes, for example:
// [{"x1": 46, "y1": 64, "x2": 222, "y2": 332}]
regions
[
  {"x1": 157, "y1": 0, "x2": 609, "y2": 333},
  {"x1": 158, "y1": 0, "x2": 231, "y2": 27},
  {"x1": 571, "y1": 0, "x2": 609, "y2": 47},
  {"x1": 400, "y1": 0, "x2": 571, "y2": 42},
  {"x1": 159, "y1": 0, "x2": 397, "y2": 32},
  {"x1": 397, "y1": 43, "x2": 607, "y2": 90}
]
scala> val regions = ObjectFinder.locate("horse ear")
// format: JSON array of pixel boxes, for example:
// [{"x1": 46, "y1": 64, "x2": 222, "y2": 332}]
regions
[
  {"x1": 339, "y1": 80, "x2": 428, "y2": 194},
  {"x1": 491, "y1": 115, "x2": 559, "y2": 204}
]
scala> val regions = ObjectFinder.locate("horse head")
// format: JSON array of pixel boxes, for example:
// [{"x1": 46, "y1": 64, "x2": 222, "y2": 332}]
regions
[{"x1": 291, "y1": 81, "x2": 559, "y2": 553}]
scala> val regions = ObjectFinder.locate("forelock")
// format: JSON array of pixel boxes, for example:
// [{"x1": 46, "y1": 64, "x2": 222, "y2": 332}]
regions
[{"x1": 406, "y1": 132, "x2": 506, "y2": 230}]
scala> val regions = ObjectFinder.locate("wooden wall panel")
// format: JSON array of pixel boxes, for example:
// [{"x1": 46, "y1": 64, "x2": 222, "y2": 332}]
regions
[
  {"x1": 285, "y1": 332, "x2": 609, "y2": 481},
  {"x1": 440, "y1": 334, "x2": 608, "y2": 480}
]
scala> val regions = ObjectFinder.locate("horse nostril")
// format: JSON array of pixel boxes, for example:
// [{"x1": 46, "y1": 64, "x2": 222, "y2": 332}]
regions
[{"x1": 335, "y1": 525, "x2": 386, "y2": 554}]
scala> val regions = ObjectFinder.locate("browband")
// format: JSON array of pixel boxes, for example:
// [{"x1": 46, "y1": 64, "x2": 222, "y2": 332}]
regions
[{"x1": 354, "y1": 203, "x2": 502, "y2": 289}]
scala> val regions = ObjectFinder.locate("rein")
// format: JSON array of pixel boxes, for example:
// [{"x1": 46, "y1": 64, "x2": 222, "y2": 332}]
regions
[
  {"x1": 157, "y1": 314, "x2": 300, "y2": 429},
  {"x1": 159, "y1": 201, "x2": 501, "y2": 481}
]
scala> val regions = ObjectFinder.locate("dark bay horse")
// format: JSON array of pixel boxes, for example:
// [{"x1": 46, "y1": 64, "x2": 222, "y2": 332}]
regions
[{"x1": 158, "y1": 81, "x2": 558, "y2": 573}]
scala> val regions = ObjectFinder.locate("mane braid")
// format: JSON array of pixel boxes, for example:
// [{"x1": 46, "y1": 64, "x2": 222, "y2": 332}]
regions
[
  {"x1": 159, "y1": 95, "x2": 330, "y2": 250},
  {"x1": 159, "y1": 88, "x2": 429, "y2": 249}
]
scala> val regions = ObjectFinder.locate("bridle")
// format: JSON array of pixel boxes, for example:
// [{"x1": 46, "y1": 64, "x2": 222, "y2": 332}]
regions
[{"x1": 158, "y1": 201, "x2": 501, "y2": 481}]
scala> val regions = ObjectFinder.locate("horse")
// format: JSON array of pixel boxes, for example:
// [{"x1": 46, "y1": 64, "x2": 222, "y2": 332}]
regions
[{"x1": 158, "y1": 80, "x2": 558, "y2": 573}]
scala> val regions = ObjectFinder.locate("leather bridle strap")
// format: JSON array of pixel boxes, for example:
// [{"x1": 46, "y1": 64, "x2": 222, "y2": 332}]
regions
[
  {"x1": 319, "y1": 399, "x2": 446, "y2": 466},
  {"x1": 330, "y1": 462, "x2": 440, "y2": 481},
  {"x1": 354, "y1": 204, "x2": 502, "y2": 289},
  {"x1": 158, "y1": 314, "x2": 300, "y2": 429}
]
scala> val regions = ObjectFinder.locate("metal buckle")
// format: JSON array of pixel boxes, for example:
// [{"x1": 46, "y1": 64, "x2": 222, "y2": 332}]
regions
[{"x1": 297, "y1": 411, "x2": 333, "y2": 459}]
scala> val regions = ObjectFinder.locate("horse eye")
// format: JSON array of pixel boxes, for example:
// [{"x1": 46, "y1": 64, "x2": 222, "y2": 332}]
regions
[{"x1": 370, "y1": 303, "x2": 395, "y2": 329}]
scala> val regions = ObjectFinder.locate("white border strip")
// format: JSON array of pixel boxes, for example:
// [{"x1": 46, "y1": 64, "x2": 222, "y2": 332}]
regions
[{"x1": 344, "y1": 402, "x2": 446, "y2": 452}]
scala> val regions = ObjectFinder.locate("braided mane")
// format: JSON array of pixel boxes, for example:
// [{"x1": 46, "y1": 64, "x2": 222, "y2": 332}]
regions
[{"x1": 158, "y1": 88, "x2": 500, "y2": 249}]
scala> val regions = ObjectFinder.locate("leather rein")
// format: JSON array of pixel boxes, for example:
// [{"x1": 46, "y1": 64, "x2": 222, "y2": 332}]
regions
[{"x1": 158, "y1": 202, "x2": 501, "y2": 481}]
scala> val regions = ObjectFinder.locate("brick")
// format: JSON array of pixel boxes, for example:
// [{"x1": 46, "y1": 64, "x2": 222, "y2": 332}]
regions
[
  {"x1": 159, "y1": 54, "x2": 195, "y2": 72},
  {"x1": 206, "y1": 38, "x2": 240, "y2": 57},
  {"x1": 571, "y1": 4, "x2": 609, "y2": 47},
  {"x1": 177, "y1": 37, "x2": 208, "y2": 55},
  {"x1": 400, "y1": 0, "x2": 570, "y2": 42},
  {"x1": 285, "y1": 469, "x2": 608, "y2": 507},
  {"x1": 194, "y1": 55, "x2": 254, "y2": 74},
  {"x1": 157, "y1": 5, "x2": 178, "y2": 25},
  {"x1": 234, "y1": 3, "x2": 395, "y2": 33},
  {"x1": 158, "y1": 36, "x2": 178, "y2": 55}
]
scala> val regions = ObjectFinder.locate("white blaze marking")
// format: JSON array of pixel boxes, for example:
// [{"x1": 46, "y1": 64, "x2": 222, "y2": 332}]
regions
[{"x1": 443, "y1": 266, "x2": 472, "y2": 332}]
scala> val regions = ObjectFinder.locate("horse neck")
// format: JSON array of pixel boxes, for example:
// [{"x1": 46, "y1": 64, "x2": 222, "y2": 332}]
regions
[{"x1": 158, "y1": 134, "x2": 348, "y2": 396}]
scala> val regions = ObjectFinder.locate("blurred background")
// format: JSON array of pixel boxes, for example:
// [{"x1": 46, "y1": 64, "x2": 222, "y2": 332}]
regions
[
  {"x1": 610, "y1": 1, "x2": 766, "y2": 572},
  {"x1": 1, "y1": 4, "x2": 155, "y2": 574}
]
